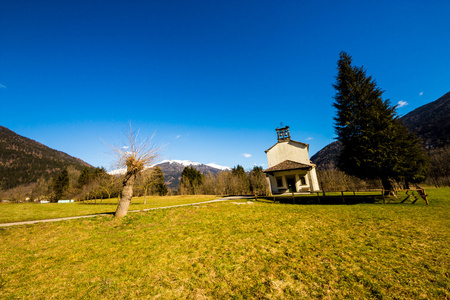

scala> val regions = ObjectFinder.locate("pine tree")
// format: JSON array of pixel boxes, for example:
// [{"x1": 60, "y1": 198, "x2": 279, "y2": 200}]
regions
[
  {"x1": 333, "y1": 51, "x2": 428, "y2": 191},
  {"x1": 231, "y1": 165, "x2": 250, "y2": 195},
  {"x1": 179, "y1": 166, "x2": 203, "y2": 194},
  {"x1": 77, "y1": 167, "x2": 92, "y2": 187},
  {"x1": 150, "y1": 166, "x2": 168, "y2": 196},
  {"x1": 53, "y1": 168, "x2": 69, "y2": 201}
]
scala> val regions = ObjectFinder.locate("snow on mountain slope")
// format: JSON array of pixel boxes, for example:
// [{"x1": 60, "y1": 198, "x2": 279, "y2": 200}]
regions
[
  {"x1": 205, "y1": 163, "x2": 231, "y2": 171},
  {"x1": 108, "y1": 168, "x2": 127, "y2": 175},
  {"x1": 157, "y1": 159, "x2": 202, "y2": 167},
  {"x1": 108, "y1": 160, "x2": 230, "y2": 175}
]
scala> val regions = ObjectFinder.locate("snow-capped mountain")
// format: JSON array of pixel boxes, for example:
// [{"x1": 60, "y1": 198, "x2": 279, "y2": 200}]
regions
[
  {"x1": 157, "y1": 159, "x2": 203, "y2": 167},
  {"x1": 205, "y1": 163, "x2": 231, "y2": 171},
  {"x1": 108, "y1": 160, "x2": 231, "y2": 190}
]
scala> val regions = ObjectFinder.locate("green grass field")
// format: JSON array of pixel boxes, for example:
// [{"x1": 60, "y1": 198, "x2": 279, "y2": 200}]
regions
[
  {"x1": 0, "y1": 195, "x2": 219, "y2": 224},
  {"x1": 0, "y1": 189, "x2": 449, "y2": 299}
]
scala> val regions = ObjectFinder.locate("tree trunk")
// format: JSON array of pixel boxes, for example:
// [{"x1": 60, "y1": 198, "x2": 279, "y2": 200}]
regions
[
  {"x1": 404, "y1": 180, "x2": 410, "y2": 190},
  {"x1": 381, "y1": 177, "x2": 394, "y2": 195},
  {"x1": 115, "y1": 173, "x2": 136, "y2": 218}
]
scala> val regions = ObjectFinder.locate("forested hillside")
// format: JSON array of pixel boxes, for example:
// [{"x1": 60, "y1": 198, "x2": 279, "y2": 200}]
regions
[
  {"x1": 0, "y1": 126, "x2": 92, "y2": 189},
  {"x1": 310, "y1": 141, "x2": 341, "y2": 169},
  {"x1": 401, "y1": 91, "x2": 450, "y2": 148}
]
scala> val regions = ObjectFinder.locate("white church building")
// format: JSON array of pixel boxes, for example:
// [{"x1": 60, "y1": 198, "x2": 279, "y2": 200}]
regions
[{"x1": 264, "y1": 126, "x2": 320, "y2": 194}]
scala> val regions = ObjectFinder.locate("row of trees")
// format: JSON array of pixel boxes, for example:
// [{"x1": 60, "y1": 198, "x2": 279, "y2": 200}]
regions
[
  {"x1": 75, "y1": 166, "x2": 168, "y2": 203},
  {"x1": 178, "y1": 165, "x2": 269, "y2": 196},
  {"x1": 0, "y1": 165, "x2": 168, "y2": 203}
]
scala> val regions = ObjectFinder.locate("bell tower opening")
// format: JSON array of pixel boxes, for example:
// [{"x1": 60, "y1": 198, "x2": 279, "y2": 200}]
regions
[{"x1": 276, "y1": 126, "x2": 290, "y2": 142}]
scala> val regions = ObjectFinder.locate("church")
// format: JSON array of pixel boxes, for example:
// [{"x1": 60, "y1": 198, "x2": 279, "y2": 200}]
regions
[{"x1": 264, "y1": 126, "x2": 320, "y2": 194}]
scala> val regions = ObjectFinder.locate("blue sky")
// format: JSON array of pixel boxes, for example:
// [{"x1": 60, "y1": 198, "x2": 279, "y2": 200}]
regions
[{"x1": 1, "y1": 0, "x2": 449, "y2": 170}]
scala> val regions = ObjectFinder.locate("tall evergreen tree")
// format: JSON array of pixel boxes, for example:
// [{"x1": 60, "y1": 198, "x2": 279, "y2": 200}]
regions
[
  {"x1": 333, "y1": 52, "x2": 428, "y2": 191},
  {"x1": 150, "y1": 166, "x2": 168, "y2": 196},
  {"x1": 179, "y1": 166, "x2": 203, "y2": 194},
  {"x1": 53, "y1": 168, "x2": 70, "y2": 201},
  {"x1": 232, "y1": 165, "x2": 246, "y2": 177},
  {"x1": 77, "y1": 166, "x2": 92, "y2": 187},
  {"x1": 231, "y1": 165, "x2": 250, "y2": 195}
]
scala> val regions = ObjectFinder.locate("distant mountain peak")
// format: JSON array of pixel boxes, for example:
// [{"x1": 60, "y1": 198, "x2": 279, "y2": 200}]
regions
[
  {"x1": 158, "y1": 159, "x2": 231, "y2": 170},
  {"x1": 108, "y1": 159, "x2": 231, "y2": 175},
  {"x1": 108, "y1": 160, "x2": 231, "y2": 190},
  {"x1": 157, "y1": 159, "x2": 202, "y2": 167}
]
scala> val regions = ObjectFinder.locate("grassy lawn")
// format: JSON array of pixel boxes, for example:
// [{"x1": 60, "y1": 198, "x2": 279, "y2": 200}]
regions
[
  {"x1": 0, "y1": 188, "x2": 449, "y2": 299},
  {"x1": 0, "y1": 195, "x2": 220, "y2": 224}
]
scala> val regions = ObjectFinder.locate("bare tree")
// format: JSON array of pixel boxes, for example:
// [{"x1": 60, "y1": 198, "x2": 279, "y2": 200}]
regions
[
  {"x1": 99, "y1": 174, "x2": 121, "y2": 200},
  {"x1": 136, "y1": 168, "x2": 156, "y2": 204},
  {"x1": 249, "y1": 166, "x2": 269, "y2": 198},
  {"x1": 111, "y1": 125, "x2": 159, "y2": 217}
]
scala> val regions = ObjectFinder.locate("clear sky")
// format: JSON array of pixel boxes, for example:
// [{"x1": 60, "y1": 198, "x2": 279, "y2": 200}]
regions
[{"x1": 1, "y1": 0, "x2": 449, "y2": 170}]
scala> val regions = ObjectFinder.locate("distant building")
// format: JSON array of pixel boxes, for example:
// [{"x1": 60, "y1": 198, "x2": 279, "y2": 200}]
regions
[{"x1": 264, "y1": 126, "x2": 320, "y2": 194}]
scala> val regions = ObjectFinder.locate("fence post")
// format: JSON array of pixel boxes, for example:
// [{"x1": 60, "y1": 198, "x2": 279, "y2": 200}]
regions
[{"x1": 419, "y1": 189, "x2": 429, "y2": 205}]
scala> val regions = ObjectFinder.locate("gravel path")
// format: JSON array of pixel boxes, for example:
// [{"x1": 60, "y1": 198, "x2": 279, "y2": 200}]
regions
[{"x1": 0, "y1": 196, "x2": 254, "y2": 227}]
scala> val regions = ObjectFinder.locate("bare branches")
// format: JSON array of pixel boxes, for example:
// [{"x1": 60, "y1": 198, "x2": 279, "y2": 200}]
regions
[{"x1": 110, "y1": 123, "x2": 159, "y2": 173}]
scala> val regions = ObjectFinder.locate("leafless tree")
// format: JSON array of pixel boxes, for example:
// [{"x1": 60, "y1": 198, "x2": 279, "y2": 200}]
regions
[
  {"x1": 111, "y1": 125, "x2": 159, "y2": 217},
  {"x1": 136, "y1": 168, "x2": 157, "y2": 204},
  {"x1": 99, "y1": 174, "x2": 121, "y2": 200},
  {"x1": 249, "y1": 166, "x2": 269, "y2": 198}
]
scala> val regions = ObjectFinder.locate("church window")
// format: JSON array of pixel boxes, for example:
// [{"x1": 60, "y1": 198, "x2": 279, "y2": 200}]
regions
[{"x1": 276, "y1": 177, "x2": 283, "y2": 187}]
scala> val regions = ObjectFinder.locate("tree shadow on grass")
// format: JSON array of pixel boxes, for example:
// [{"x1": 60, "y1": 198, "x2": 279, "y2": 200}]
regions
[{"x1": 257, "y1": 195, "x2": 389, "y2": 205}]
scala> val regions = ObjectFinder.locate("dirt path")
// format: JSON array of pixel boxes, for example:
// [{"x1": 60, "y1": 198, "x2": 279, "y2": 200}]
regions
[{"x1": 0, "y1": 196, "x2": 254, "y2": 227}]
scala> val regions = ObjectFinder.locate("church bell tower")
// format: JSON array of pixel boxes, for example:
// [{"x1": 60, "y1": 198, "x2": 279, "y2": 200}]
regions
[{"x1": 276, "y1": 126, "x2": 290, "y2": 142}]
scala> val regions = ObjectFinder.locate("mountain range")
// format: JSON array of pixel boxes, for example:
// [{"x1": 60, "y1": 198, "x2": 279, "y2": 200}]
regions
[
  {"x1": 311, "y1": 91, "x2": 450, "y2": 168},
  {"x1": 109, "y1": 160, "x2": 231, "y2": 190}
]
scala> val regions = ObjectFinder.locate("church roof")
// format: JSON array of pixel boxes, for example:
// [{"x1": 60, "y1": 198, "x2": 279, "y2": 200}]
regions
[
  {"x1": 264, "y1": 139, "x2": 309, "y2": 153},
  {"x1": 263, "y1": 160, "x2": 313, "y2": 174}
]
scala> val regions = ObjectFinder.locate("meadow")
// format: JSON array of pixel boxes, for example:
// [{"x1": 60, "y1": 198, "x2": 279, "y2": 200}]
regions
[
  {"x1": 0, "y1": 195, "x2": 219, "y2": 224},
  {"x1": 0, "y1": 188, "x2": 449, "y2": 299}
]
